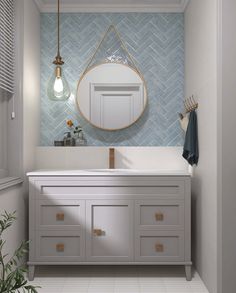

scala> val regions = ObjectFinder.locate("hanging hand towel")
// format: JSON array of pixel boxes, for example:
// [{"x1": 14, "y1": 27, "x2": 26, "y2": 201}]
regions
[{"x1": 182, "y1": 110, "x2": 199, "y2": 165}]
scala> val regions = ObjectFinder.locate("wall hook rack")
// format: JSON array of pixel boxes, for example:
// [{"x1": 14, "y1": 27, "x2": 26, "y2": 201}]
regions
[{"x1": 179, "y1": 96, "x2": 198, "y2": 119}]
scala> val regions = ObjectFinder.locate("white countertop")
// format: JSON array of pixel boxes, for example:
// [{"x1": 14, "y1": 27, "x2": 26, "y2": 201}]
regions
[{"x1": 27, "y1": 169, "x2": 191, "y2": 177}]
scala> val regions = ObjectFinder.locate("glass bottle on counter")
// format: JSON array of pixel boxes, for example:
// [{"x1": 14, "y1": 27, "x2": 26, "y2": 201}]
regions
[
  {"x1": 63, "y1": 132, "x2": 75, "y2": 146},
  {"x1": 75, "y1": 130, "x2": 87, "y2": 146}
]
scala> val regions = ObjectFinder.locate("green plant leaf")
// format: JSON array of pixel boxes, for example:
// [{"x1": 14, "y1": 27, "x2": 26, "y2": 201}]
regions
[{"x1": 0, "y1": 211, "x2": 39, "y2": 293}]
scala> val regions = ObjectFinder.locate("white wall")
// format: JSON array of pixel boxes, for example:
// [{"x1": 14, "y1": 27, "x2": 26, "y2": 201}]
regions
[
  {"x1": 23, "y1": 0, "x2": 41, "y2": 176},
  {"x1": 185, "y1": 1, "x2": 218, "y2": 292},
  {"x1": 0, "y1": 185, "x2": 26, "y2": 260},
  {"x1": 35, "y1": 147, "x2": 188, "y2": 171},
  {"x1": 220, "y1": 0, "x2": 236, "y2": 292},
  {"x1": 0, "y1": 0, "x2": 40, "y2": 261}
]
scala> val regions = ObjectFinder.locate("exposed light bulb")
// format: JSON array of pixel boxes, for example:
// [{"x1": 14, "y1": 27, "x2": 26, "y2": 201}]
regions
[
  {"x1": 53, "y1": 76, "x2": 64, "y2": 98},
  {"x1": 47, "y1": 66, "x2": 70, "y2": 101}
]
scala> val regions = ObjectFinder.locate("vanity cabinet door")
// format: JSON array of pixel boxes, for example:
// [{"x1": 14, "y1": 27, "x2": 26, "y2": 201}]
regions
[{"x1": 86, "y1": 200, "x2": 134, "y2": 262}]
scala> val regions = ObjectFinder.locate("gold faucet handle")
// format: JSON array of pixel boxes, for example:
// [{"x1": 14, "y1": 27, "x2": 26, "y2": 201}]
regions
[{"x1": 109, "y1": 148, "x2": 115, "y2": 169}]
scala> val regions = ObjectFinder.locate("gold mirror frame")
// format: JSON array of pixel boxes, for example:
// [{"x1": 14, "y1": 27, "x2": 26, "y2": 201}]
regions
[{"x1": 76, "y1": 61, "x2": 148, "y2": 131}]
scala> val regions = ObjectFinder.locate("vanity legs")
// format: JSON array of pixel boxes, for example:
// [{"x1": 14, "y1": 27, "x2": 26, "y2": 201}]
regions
[
  {"x1": 28, "y1": 265, "x2": 35, "y2": 281},
  {"x1": 185, "y1": 265, "x2": 192, "y2": 281},
  {"x1": 27, "y1": 264, "x2": 191, "y2": 281}
]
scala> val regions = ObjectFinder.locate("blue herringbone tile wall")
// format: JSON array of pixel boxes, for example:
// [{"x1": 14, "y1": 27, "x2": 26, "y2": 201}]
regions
[{"x1": 41, "y1": 13, "x2": 184, "y2": 146}]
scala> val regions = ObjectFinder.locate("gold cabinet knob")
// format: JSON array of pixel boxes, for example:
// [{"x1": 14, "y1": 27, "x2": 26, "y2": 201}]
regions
[
  {"x1": 56, "y1": 243, "x2": 64, "y2": 252},
  {"x1": 155, "y1": 243, "x2": 164, "y2": 252},
  {"x1": 93, "y1": 229, "x2": 103, "y2": 236},
  {"x1": 155, "y1": 213, "x2": 164, "y2": 221},
  {"x1": 56, "y1": 213, "x2": 65, "y2": 221}
]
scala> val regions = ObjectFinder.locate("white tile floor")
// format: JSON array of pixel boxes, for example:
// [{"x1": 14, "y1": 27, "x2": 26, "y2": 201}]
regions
[{"x1": 28, "y1": 266, "x2": 209, "y2": 293}]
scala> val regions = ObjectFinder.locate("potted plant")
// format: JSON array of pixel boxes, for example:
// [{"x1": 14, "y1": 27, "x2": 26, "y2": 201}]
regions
[
  {"x1": 66, "y1": 120, "x2": 86, "y2": 146},
  {"x1": 0, "y1": 211, "x2": 39, "y2": 293}
]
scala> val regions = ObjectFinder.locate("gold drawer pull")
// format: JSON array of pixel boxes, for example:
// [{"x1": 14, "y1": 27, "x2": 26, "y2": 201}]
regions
[
  {"x1": 56, "y1": 243, "x2": 64, "y2": 252},
  {"x1": 93, "y1": 229, "x2": 103, "y2": 236},
  {"x1": 155, "y1": 243, "x2": 164, "y2": 252},
  {"x1": 155, "y1": 213, "x2": 164, "y2": 221},
  {"x1": 56, "y1": 213, "x2": 65, "y2": 221}
]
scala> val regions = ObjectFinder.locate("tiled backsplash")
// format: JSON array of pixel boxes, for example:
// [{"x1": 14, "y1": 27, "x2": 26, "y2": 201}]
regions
[{"x1": 40, "y1": 13, "x2": 184, "y2": 146}]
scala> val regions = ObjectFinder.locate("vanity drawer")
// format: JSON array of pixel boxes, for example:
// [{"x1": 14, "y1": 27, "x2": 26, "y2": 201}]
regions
[
  {"x1": 135, "y1": 200, "x2": 184, "y2": 230},
  {"x1": 135, "y1": 231, "x2": 184, "y2": 262},
  {"x1": 36, "y1": 200, "x2": 85, "y2": 230},
  {"x1": 34, "y1": 179, "x2": 185, "y2": 200},
  {"x1": 35, "y1": 231, "x2": 84, "y2": 262}
]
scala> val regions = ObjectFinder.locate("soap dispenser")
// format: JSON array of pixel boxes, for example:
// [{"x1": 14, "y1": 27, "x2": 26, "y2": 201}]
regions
[{"x1": 63, "y1": 132, "x2": 75, "y2": 146}]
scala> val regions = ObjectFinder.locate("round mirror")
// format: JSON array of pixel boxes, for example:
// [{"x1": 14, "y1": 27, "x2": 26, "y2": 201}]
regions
[{"x1": 76, "y1": 63, "x2": 147, "y2": 130}]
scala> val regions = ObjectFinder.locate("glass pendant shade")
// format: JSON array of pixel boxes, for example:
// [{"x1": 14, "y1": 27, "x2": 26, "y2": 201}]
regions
[{"x1": 47, "y1": 65, "x2": 70, "y2": 101}]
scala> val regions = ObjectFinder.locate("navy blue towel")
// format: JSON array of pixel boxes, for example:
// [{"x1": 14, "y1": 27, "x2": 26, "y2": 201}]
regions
[{"x1": 182, "y1": 110, "x2": 199, "y2": 165}]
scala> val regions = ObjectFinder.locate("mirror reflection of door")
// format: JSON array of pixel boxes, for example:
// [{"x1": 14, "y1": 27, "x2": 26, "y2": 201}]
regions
[
  {"x1": 90, "y1": 83, "x2": 144, "y2": 130},
  {"x1": 77, "y1": 63, "x2": 147, "y2": 131}
]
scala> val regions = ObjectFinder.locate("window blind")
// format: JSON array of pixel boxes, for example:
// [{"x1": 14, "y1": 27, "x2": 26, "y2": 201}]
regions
[{"x1": 0, "y1": 0, "x2": 15, "y2": 94}]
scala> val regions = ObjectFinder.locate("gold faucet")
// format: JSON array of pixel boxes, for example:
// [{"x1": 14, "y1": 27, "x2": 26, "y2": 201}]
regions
[{"x1": 109, "y1": 148, "x2": 115, "y2": 169}]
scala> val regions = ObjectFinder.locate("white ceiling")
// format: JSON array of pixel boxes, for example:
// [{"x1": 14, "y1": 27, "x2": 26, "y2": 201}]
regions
[{"x1": 34, "y1": 0, "x2": 189, "y2": 13}]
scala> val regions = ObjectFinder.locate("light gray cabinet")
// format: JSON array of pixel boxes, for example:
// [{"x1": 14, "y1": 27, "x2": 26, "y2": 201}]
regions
[
  {"x1": 86, "y1": 200, "x2": 133, "y2": 262},
  {"x1": 27, "y1": 172, "x2": 191, "y2": 281}
]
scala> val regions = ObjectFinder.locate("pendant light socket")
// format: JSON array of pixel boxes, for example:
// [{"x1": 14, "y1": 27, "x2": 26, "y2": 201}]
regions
[
  {"x1": 53, "y1": 55, "x2": 64, "y2": 66},
  {"x1": 55, "y1": 66, "x2": 62, "y2": 78}
]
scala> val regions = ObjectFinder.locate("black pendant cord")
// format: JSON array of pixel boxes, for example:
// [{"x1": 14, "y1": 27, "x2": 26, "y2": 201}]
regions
[
  {"x1": 57, "y1": 0, "x2": 60, "y2": 57},
  {"x1": 53, "y1": 0, "x2": 64, "y2": 65}
]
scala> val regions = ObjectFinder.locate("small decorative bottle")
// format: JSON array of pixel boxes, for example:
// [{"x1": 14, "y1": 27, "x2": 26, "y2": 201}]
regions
[
  {"x1": 75, "y1": 130, "x2": 87, "y2": 146},
  {"x1": 63, "y1": 132, "x2": 75, "y2": 146}
]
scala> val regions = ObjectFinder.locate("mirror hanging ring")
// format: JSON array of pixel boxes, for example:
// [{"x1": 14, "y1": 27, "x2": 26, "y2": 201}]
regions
[
  {"x1": 83, "y1": 24, "x2": 143, "y2": 76},
  {"x1": 76, "y1": 25, "x2": 148, "y2": 131}
]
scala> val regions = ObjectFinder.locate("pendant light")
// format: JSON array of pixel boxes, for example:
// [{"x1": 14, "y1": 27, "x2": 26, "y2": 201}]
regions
[{"x1": 47, "y1": 0, "x2": 70, "y2": 101}]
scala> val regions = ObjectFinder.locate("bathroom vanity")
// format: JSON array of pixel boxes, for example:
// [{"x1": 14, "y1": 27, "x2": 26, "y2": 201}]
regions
[{"x1": 27, "y1": 170, "x2": 191, "y2": 281}]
